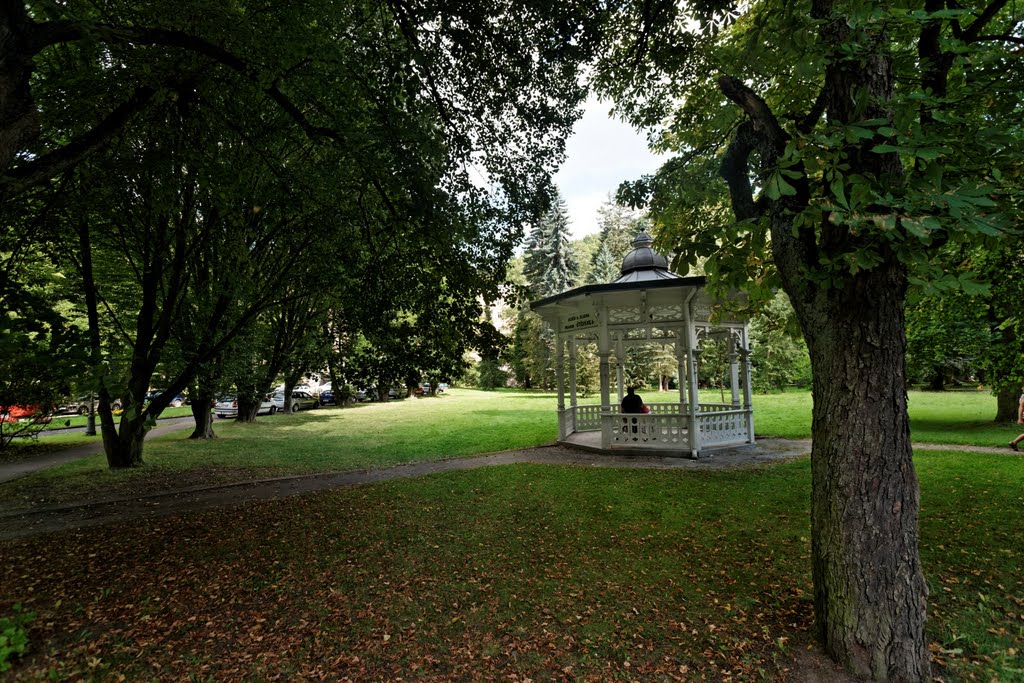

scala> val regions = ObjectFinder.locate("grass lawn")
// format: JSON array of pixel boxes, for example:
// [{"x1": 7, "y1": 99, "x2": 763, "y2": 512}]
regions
[
  {"x1": 1, "y1": 451, "x2": 1021, "y2": 680},
  {"x1": 0, "y1": 387, "x2": 1012, "y2": 508}
]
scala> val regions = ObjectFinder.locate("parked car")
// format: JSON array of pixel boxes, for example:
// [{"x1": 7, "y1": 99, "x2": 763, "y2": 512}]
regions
[
  {"x1": 0, "y1": 405, "x2": 52, "y2": 424},
  {"x1": 214, "y1": 395, "x2": 277, "y2": 419},
  {"x1": 55, "y1": 395, "x2": 122, "y2": 415},
  {"x1": 271, "y1": 390, "x2": 319, "y2": 413},
  {"x1": 437, "y1": 383, "x2": 448, "y2": 393},
  {"x1": 368, "y1": 387, "x2": 400, "y2": 401},
  {"x1": 145, "y1": 390, "x2": 187, "y2": 408},
  {"x1": 354, "y1": 389, "x2": 369, "y2": 402},
  {"x1": 318, "y1": 389, "x2": 335, "y2": 406}
]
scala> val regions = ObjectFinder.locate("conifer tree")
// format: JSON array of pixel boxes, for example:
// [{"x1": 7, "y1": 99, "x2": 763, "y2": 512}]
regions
[
  {"x1": 587, "y1": 242, "x2": 620, "y2": 285},
  {"x1": 524, "y1": 191, "x2": 579, "y2": 297}
]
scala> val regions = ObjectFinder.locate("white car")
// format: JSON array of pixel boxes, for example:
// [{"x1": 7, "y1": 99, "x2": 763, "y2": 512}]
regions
[
  {"x1": 271, "y1": 390, "x2": 319, "y2": 413},
  {"x1": 214, "y1": 395, "x2": 277, "y2": 418}
]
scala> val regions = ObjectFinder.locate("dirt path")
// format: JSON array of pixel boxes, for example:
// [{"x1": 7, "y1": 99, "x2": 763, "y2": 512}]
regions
[{"x1": 0, "y1": 437, "x2": 1017, "y2": 541}]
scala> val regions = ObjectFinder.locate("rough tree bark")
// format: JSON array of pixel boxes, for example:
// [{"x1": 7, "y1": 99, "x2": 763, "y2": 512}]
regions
[
  {"x1": 793, "y1": 259, "x2": 929, "y2": 680},
  {"x1": 235, "y1": 394, "x2": 262, "y2": 423},
  {"x1": 996, "y1": 388, "x2": 1019, "y2": 423},
  {"x1": 714, "y1": 3, "x2": 931, "y2": 675},
  {"x1": 0, "y1": 2, "x2": 39, "y2": 175},
  {"x1": 189, "y1": 388, "x2": 215, "y2": 439}
]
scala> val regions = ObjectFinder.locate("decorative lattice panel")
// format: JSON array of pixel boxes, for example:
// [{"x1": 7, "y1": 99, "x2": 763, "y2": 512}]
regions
[
  {"x1": 698, "y1": 410, "x2": 749, "y2": 445},
  {"x1": 648, "y1": 305, "x2": 684, "y2": 323},
  {"x1": 609, "y1": 414, "x2": 688, "y2": 447},
  {"x1": 574, "y1": 404, "x2": 603, "y2": 432},
  {"x1": 608, "y1": 307, "x2": 643, "y2": 324}
]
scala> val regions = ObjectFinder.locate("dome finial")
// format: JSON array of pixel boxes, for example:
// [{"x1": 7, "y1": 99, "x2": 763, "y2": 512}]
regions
[{"x1": 614, "y1": 227, "x2": 678, "y2": 283}]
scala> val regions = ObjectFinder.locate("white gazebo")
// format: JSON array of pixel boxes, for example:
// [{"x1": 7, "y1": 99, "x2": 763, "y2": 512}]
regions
[{"x1": 530, "y1": 231, "x2": 754, "y2": 459}]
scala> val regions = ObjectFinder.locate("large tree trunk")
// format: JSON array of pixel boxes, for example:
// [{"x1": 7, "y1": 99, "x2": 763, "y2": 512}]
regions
[
  {"x1": 283, "y1": 375, "x2": 300, "y2": 412},
  {"x1": 189, "y1": 389, "x2": 215, "y2": 439},
  {"x1": 106, "y1": 413, "x2": 148, "y2": 468},
  {"x1": 926, "y1": 367, "x2": 944, "y2": 392},
  {"x1": 235, "y1": 396, "x2": 261, "y2": 422},
  {"x1": 791, "y1": 261, "x2": 930, "y2": 681},
  {"x1": 0, "y1": 4, "x2": 38, "y2": 177},
  {"x1": 996, "y1": 388, "x2": 1019, "y2": 423}
]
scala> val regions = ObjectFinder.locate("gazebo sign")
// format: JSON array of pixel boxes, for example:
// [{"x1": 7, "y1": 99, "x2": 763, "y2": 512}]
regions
[{"x1": 561, "y1": 313, "x2": 596, "y2": 333}]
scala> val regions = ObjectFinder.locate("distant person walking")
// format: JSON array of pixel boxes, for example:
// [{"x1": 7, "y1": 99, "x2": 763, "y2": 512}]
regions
[
  {"x1": 621, "y1": 386, "x2": 645, "y2": 414},
  {"x1": 1010, "y1": 390, "x2": 1024, "y2": 451}
]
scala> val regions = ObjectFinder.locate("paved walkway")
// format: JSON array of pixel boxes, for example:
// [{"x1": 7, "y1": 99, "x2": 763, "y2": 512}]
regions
[{"x1": 0, "y1": 434, "x2": 1017, "y2": 541}]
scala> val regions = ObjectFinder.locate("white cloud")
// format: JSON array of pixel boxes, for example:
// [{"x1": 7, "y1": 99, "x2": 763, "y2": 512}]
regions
[{"x1": 555, "y1": 97, "x2": 666, "y2": 238}]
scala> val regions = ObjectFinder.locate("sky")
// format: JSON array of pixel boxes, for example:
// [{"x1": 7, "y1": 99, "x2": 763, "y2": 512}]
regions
[{"x1": 554, "y1": 97, "x2": 667, "y2": 239}]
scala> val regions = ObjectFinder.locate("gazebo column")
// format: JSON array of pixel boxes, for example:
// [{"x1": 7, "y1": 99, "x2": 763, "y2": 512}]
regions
[
  {"x1": 675, "y1": 335, "x2": 686, "y2": 407},
  {"x1": 740, "y1": 339, "x2": 755, "y2": 444},
  {"x1": 599, "y1": 308, "x2": 612, "y2": 449},
  {"x1": 728, "y1": 334, "x2": 741, "y2": 407},
  {"x1": 555, "y1": 335, "x2": 567, "y2": 440},
  {"x1": 615, "y1": 334, "x2": 625, "y2": 402},
  {"x1": 569, "y1": 335, "x2": 577, "y2": 405},
  {"x1": 687, "y1": 346, "x2": 702, "y2": 458}
]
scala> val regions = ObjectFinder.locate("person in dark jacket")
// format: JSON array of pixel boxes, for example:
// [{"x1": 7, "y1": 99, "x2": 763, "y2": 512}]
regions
[{"x1": 621, "y1": 386, "x2": 644, "y2": 414}]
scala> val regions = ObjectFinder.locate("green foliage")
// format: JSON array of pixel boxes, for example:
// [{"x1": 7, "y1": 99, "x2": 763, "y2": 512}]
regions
[
  {"x1": 975, "y1": 246, "x2": 1024, "y2": 398},
  {"x1": 523, "y1": 190, "x2": 580, "y2": 298},
  {"x1": 905, "y1": 289, "x2": 987, "y2": 389},
  {"x1": 597, "y1": 198, "x2": 649, "y2": 263},
  {"x1": 586, "y1": 242, "x2": 620, "y2": 285},
  {"x1": 459, "y1": 361, "x2": 480, "y2": 388},
  {"x1": 477, "y1": 357, "x2": 508, "y2": 391},
  {"x1": 0, "y1": 604, "x2": 35, "y2": 672},
  {"x1": 749, "y1": 293, "x2": 811, "y2": 393},
  {"x1": 0, "y1": 242, "x2": 89, "y2": 446},
  {"x1": 5, "y1": 0, "x2": 605, "y2": 467},
  {"x1": 599, "y1": 1, "x2": 1022, "y2": 303}
]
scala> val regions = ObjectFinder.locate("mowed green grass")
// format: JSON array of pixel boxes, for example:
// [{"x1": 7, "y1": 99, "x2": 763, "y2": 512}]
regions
[
  {"x1": 0, "y1": 387, "x2": 1011, "y2": 507},
  {"x1": 2, "y1": 451, "x2": 1021, "y2": 681},
  {"x1": 0, "y1": 390, "x2": 557, "y2": 505}
]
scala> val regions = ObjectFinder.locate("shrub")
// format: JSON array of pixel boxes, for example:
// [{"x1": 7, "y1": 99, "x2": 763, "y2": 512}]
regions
[{"x1": 0, "y1": 604, "x2": 35, "y2": 672}]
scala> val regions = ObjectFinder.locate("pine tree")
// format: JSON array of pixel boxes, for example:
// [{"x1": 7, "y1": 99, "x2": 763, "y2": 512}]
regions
[
  {"x1": 587, "y1": 242, "x2": 620, "y2": 284},
  {"x1": 524, "y1": 192, "x2": 579, "y2": 297},
  {"x1": 596, "y1": 196, "x2": 648, "y2": 262}
]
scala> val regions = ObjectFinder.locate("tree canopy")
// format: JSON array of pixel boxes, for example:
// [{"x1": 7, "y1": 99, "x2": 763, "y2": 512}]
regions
[{"x1": 594, "y1": 0, "x2": 1023, "y2": 679}]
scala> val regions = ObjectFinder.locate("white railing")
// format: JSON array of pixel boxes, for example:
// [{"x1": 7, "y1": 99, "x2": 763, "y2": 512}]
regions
[
  {"x1": 698, "y1": 409, "x2": 750, "y2": 446},
  {"x1": 574, "y1": 404, "x2": 604, "y2": 432},
  {"x1": 700, "y1": 403, "x2": 740, "y2": 413},
  {"x1": 605, "y1": 413, "x2": 688, "y2": 448},
  {"x1": 569, "y1": 401, "x2": 686, "y2": 433},
  {"x1": 566, "y1": 404, "x2": 753, "y2": 453},
  {"x1": 646, "y1": 402, "x2": 684, "y2": 415}
]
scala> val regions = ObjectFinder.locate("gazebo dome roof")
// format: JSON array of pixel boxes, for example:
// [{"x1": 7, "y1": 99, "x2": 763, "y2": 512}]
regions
[{"x1": 615, "y1": 229, "x2": 680, "y2": 283}]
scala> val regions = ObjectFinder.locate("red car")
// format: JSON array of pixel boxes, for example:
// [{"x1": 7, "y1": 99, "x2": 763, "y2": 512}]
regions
[{"x1": 0, "y1": 405, "x2": 52, "y2": 424}]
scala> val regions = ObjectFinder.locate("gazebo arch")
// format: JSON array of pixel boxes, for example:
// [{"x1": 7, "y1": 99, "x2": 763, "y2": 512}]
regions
[{"x1": 530, "y1": 230, "x2": 754, "y2": 459}]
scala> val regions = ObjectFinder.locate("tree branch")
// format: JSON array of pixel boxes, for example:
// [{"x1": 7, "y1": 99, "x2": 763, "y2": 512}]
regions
[
  {"x1": 1, "y1": 85, "x2": 157, "y2": 198},
  {"x1": 971, "y1": 34, "x2": 1024, "y2": 45},
  {"x1": 717, "y1": 75, "x2": 788, "y2": 158},
  {"x1": 797, "y1": 86, "x2": 829, "y2": 135},
  {"x1": 719, "y1": 120, "x2": 762, "y2": 222},
  {"x1": 963, "y1": 0, "x2": 1011, "y2": 42}
]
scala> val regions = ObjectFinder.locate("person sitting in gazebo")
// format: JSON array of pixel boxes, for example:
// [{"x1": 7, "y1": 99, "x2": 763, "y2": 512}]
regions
[{"x1": 621, "y1": 386, "x2": 645, "y2": 413}]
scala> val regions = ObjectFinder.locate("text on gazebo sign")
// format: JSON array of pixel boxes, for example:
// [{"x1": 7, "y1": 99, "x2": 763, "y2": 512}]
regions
[{"x1": 561, "y1": 313, "x2": 597, "y2": 332}]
